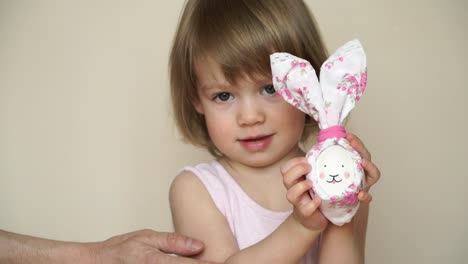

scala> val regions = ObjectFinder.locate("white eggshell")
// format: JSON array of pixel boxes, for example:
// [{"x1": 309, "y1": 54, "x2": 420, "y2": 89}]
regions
[{"x1": 316, "y1": 145, "x2": 355, "y2": 196}]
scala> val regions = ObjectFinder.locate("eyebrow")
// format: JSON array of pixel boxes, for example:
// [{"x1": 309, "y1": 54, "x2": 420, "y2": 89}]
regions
[
  {"x1": 199, "y1": 76, "x2": 273, "y2": 92},
  {"x1": 198, "y1": 82, "x2": 233, "y2": 92}
]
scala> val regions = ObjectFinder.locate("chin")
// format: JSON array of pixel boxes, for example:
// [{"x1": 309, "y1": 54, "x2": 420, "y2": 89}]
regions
[{"x1": 241, "y1": 153, "x2": 285, "y2": 168}]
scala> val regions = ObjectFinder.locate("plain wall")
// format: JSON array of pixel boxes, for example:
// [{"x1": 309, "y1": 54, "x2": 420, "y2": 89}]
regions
[{"x1": 1, "y1": 0, "x2": 466, "y2": 263}]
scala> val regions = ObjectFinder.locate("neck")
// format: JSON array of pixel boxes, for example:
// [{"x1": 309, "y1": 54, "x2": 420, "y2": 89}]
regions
[
  {"x1": 219, "y1": 146, "x2": 305, "y2": 211},
  {"x1": 220, "y1": 146, "x2": 305, "y2": 181}
]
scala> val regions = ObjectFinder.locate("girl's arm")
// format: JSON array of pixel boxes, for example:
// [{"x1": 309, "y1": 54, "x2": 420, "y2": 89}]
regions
[
  {"x1": 317, "y1": 207, "x2": 366, "y2": 264},
  {"x1": 227, "y1": 216, "x2": 320, "y2": 263},
  {"x1": 170, "y1": 170, "x2": 325, "y2": 264},
  {"x1": 170, "y1": 171, "x2": 238, "y2": 262},
  {"x1": 318, "y1": 134, "x2": 381, "y2": 263},
  {"x1": 318, "y1": 199, "x2": 371, "y2": 263}
]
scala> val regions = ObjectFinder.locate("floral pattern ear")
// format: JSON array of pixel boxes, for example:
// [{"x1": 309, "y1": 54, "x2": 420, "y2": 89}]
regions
[{"x1": 270, "y1": 39, "x2": 368, "y2": 226}]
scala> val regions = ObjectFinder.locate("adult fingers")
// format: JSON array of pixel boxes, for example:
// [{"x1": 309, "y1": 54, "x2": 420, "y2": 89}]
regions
[
  {"x1": 362, "y1": 159, "x2": 381, "y2": 191},
  {"x1": 154, "y1": 232, "x2": 205, "y2": 256},
  {"x1": 148, "y1": 253, "x2": 219, "y2": 264},
  {"x1": 105, "y1": 229, "x2": 147, "y2": 245},
  {"x1": 280, "y1": 157, "x2": 307, "y2": 175},
  {"x1": 346, "y1": 133, "x2": 371, "y2": 161}
]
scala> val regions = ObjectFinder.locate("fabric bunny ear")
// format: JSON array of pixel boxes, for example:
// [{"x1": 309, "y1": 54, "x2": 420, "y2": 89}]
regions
[
  {"x1": 320, "y1": 39, "x2": 367, "y2": 126},
  {"x1": 270, "y1": 53, "x2": 327, "y2": 128},
  {"x1": 270, "y1": 40, "x2": 367, "y2": 129}
]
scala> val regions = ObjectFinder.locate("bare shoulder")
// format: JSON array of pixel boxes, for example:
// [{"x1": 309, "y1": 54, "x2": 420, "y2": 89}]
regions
[
  {"x1": 169, "y1": 170, "x2": 238, "y2": 262},
  {"x1": 169, "y1": 170, "x2": 204, "y2": 199},
  {"x1": 169, "y1": 170, "x2": 209, "y2": 232},
  {"x1": 169, "y1": 170, "x2": 215, "y2": 210}
]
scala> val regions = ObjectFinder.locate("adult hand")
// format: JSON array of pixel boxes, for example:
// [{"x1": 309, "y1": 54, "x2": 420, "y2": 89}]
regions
[{"x1": 91, "y1": 229, "x2": 218, "y2": 264}]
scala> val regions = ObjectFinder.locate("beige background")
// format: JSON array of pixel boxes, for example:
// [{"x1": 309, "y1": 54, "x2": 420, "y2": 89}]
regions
[{"x1": 1, "y1": 0, "x2": 466, "y2": 263}]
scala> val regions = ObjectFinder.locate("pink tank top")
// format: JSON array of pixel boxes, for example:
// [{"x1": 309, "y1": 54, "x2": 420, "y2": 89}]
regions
[{"x1": 183, "y1": 160, "x2": 319, "y2": 264}]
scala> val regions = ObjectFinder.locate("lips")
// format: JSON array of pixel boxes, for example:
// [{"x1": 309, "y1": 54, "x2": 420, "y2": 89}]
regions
[
  {"x1": 238, "y1": 134, "x2": 273, "y2": 152},
  {"x1": 327, "y1": 179, "x2": 343, "y2": 184},
  {"x1": 326, "y1": 174, "x2": 343, "y2": 184}
]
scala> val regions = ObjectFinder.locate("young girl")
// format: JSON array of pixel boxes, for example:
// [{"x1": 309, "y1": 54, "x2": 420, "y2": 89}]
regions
[{"x1": 168, "y1": 0, "x2": 380, "y2": 263}]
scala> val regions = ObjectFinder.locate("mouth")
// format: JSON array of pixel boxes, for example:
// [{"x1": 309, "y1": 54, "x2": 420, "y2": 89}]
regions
[
  {"x1": 240, "y1": 134, "x2": 273, "y2": 142},
  {"x1": 326, "y1": 174, "x2": 342, "y2": 184},
  {"x1": 238, "y1": 134, "x2": 274, "y2": 152}
]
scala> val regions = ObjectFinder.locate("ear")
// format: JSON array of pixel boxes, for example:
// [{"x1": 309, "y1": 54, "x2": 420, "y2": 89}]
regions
[{"x1": 192, "y1": 98, "x2": 204, "y2": 114}]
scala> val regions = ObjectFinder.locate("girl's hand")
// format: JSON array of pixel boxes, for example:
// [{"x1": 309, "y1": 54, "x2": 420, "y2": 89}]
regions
[
  {"x1": 346, "y1": 133, "x2": 381, "y2": 203},
  {"x1": 281, "y1": 157, "x2": 328, "y2": 232}
]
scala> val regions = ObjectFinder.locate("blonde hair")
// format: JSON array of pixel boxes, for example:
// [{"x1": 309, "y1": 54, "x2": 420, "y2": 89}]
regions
[{"x1": 169, "y1": 0, "x2": 328, "y2": 156}]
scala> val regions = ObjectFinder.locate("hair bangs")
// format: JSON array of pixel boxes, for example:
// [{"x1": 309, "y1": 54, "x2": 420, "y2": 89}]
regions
[{"x1": 190, "y1": 0, "x2": 298, "y2": 84}]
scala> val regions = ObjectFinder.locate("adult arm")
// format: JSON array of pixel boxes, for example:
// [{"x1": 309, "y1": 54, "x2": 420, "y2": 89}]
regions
[{"x1": 0, "y1": 229, "x2": 215, "y2": 264}]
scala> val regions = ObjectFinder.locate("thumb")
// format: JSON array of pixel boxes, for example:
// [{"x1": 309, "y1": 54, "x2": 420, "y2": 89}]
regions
[{"x1": 155, "y1": 232, "x2": 205, "y2": 256}]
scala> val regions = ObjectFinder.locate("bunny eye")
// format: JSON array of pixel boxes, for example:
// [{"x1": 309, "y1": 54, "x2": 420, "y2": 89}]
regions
[
  {"x1": 342, "y1": 165, "x2": 344, "y2": 167},
  {"x1": 324, "y1": 165, "x2": 327, "y2": 167}
]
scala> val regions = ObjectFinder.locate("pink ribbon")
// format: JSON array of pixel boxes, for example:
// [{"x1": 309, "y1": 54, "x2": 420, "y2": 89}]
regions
[{"x1": 318, "y1": 125, "x2": 347, "y2": 143}]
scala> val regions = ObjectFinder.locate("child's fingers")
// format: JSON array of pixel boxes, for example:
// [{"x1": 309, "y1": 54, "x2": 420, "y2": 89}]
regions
[
  {"x1": 286, "y1": 180, "x2": 312, "y2": 206},
  {"x1": 300, "y1": 197, "x2": 321, "y2": 217},
  {"x1": 347, "y1": 133, "x2": 371, "y2": 161},
  {"x1": 358, "y1": 191, "x2": 373, "y2": 203},
  {"x1": 362, "y1": 158, "x2": 381, "y2": 191},
  {"x1": 280, "y1": 157, "x2": 308, "y2": 175},
  {"x1": 282, "y1": 161, "x2": 311, "y2": 190}
]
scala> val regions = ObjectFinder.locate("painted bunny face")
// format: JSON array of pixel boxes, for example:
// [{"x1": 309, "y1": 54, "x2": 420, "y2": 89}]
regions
[{"x1": 316, "y1": 145, "x2": 355, "y2": 194}]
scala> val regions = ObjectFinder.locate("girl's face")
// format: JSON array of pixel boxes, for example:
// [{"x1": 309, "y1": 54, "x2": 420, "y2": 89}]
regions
[{"x1": 193, "y1": 56, "x2": 306, "y2": 168}]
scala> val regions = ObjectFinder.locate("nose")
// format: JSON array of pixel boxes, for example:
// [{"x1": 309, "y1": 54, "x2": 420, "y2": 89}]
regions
[{"x1": 237, "y1": 98, "x2": 265, "y2": 126}]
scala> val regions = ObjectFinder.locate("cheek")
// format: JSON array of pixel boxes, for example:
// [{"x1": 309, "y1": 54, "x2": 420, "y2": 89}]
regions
[
  {"x1": 319, "y1": 172, "x2": 325, "y2": 179},
  {"x1": 274, "y1": 104, "x2": 305, "y2": 135},
  {"x1": 204, "y1": 112, "x2": 232, "y2": 146},
  {"x1": 344, "y1": 171, "x2": 350, "y2": 179}
]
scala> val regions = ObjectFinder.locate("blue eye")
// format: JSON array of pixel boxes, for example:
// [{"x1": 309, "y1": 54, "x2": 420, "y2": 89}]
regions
[
  {"x1": 261, "y1": 84, "x2": 276, "y2": 95},
  {"x1": 214, "y1": 92, "x2": 233, "y2": 102}
]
